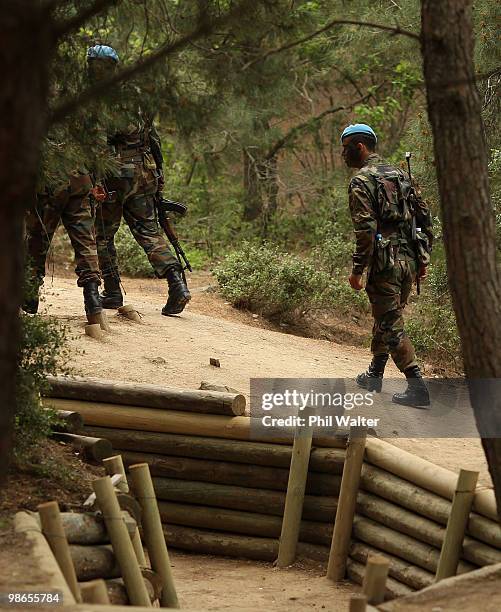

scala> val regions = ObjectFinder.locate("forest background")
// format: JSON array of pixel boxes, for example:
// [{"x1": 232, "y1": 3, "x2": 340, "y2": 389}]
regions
[{"x1": 10, "y1": 0, "x2": 501, "y2": 461}]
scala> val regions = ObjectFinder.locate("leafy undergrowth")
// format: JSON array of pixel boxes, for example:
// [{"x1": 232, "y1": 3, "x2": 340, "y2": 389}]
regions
[{"x1": 0, "y1": 439, "x2": 103, "y2": 519}]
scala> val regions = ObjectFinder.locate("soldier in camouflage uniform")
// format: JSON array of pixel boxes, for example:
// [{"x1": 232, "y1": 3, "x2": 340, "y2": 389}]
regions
[
  {"x1": 87, "y1": 45, "x2": 191, "y2": 316},
  {"x1": 24, "y1": 171, "x2": 102, "y2": 316},
  {"x1": 341, "y1": 124, "x2": 433, "y2": 407}
]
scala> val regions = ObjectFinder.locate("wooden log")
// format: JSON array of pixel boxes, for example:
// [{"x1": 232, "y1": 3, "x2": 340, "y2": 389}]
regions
[
  {"x1": 46, "y1": 397, "x2": 347, "y2": 447},
  {"x1": 84, "y1": 426, "x2": 346, "y2": 472},
  {"x1": 15, "y1": 512, "x2": 76, "y2": 605},
  {"x1": 356, "y1": 490, "x2": 500, "y2": 568},
  {"x1": 118, "y1": 304, "x2": 142, "y2": 323},
  {"x1": 153, "y1": 477, "x2": 337, "y2": 522},
  {"x1": 80, "y1": 580, "x2": 110, "y2": 604},
  {"x1": 45, "y1": 375, "x2": 246, "y2": 416},
  {"x1": 38, "y1": 501, "x2": 82, "y2": 602},
  {"x1": 53, "y1": 409, "x2": 84, "y2": 433},
  {"x1": 363, "y1": 554, "x2": 390, "y2": 605},
  {"x1": 120, "y1": 449, "x2": 339, "y2": 495},
  {"x1": 352, "y1": 516, "x2": 477, "y2": 575},
  {"x1": 349, "y1": 594, "x2": 367, "y2": 612},
  {"x1": 350, "y1": 541, "x2": 434, "y2": 591},
  {"x1": 85, "y1": 323, "x2": 103, "y2": 340},
  {"x1": 327, "y1": 427, "x2": 367, "y2": 581},
  {"x1": 163, "y1": 524, "x2": 329, "y2": 562},
  {"x1": 87, "y1": 311, "x2": 111, "y2": 332},
  {"x1": 360, "y1": 463, "x2": 501, "y2": 550},
  {"x1": 102, "y1": 455, "x2": 147, "y2": 566},
  {"x1": 129, "y1": 463, "x2": 179, "y2": 608},
  {"x1": 436, "y1": 469, "x2": 479, "y2": 581},
  {"x1": 52, "y1": 433, "x2": 113, "y2": 462},
  {"x1": 158, "y1": 501, "x2": 333, "y2": 545},
  {"x1": 365, "y1": 437, "x2": 497, "y2": 521},
  {"x1": 61, "y1": 511, "x2": 136, "y2": 545},
  {"x1": 104, "y1": 577, "x2": 156, "y2": 606},
  {"x1": 346, "y1": 559, "x2": 411, "y2": 601},
  {"x1": 92, "y1": 476, "x2": 151, "y2": 607},
  {"x1": 277, "y1": 427, "x2": 313, "y2": 567},
  {"x1": 71, "y1": 544, "x2": 121, "y2": 581}
]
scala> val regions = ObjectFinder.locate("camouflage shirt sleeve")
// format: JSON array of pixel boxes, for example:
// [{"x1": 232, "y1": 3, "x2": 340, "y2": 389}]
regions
[{"x1": 348, "y1": 177, "x2": 378, "y2": 275}]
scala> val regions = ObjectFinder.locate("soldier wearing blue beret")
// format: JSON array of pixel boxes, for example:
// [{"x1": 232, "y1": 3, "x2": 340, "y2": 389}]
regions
[{"x1": 341, "y1": 124, "x2": 433, "y2": 407}]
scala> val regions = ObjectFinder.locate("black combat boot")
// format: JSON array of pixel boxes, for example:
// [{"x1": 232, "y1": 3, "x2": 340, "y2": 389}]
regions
[
  {"x1": 392, "y1": 365, "x2": 430, "y2": 408},
  {"x1": 162, "y1": 267, "x2": 191, "y2": 316},
  {"x1": 100, "y1": 274, "x2": 123, "y2": 309},
  {"x1": 83, "y1": 281, "x2": 103, "y2": 317},
  {"x1": 356, "y1": 354, "x2": 389, "y2": 393}
]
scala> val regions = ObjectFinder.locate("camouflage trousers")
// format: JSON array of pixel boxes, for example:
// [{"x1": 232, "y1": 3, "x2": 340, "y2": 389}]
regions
[
  {"x1": 95, "y1": 173, "x2": 178, "y2": 279},
  {"x1": 365, "y1": 259, "x2": 418, "y2": 372},
  {"x1": 26, "y1": 184, "x2": 100, "y2": 288}
]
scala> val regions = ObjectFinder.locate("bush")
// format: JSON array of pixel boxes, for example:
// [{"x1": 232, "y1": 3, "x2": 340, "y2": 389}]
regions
[
  {"x1": 115, "y1": 223, "x2": 155, "y2": 278},
  {"x1": 213, "y1": 242, "x2": 369, "y2": 322},
  {"x1": 15, "y1": 313, "x2": 70, "y2": 458}
]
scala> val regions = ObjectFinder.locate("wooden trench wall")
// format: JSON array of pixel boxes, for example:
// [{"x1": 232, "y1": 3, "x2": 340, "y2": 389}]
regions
[{"x1": 44, "y1": 376, "x2": 501, "y2": 602}]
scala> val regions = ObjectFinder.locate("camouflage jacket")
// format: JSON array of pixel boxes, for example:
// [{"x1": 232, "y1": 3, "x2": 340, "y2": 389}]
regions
[{"x1": 348, "y1": 153, "x2": 433, "y2": 275}]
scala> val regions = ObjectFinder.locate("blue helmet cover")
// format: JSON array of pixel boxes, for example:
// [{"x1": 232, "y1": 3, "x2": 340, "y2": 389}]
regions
[
  {"x1": 340, "y1": 123, "x2": 377, "y2": 144},
  {"x1": 87, "y1": 45, "x2": 119, "y2": 63}
]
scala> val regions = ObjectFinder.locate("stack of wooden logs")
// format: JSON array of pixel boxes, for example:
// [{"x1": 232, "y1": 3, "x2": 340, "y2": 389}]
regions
[
  {"x1": 43, "y1": 375, "x2": 501, "y2": 602},
  {"x1": 56, "y1": 510, "x2": 162, "y2": 605}
]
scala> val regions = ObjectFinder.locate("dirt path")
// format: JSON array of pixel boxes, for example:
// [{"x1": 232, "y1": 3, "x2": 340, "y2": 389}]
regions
[{"x1": 40, "y1": 273, "x2": 492, "y2": 486}]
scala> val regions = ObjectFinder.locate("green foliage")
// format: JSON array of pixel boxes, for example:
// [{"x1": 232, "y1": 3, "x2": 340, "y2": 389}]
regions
[
  {"x1": 115, "y1": 223, "x2": 155, "y2": 278},
  {"x1": 407, "y1": 257, "x2": 462, "y2": 371},
  {"x1": 213, "y1": 242, "x2": 369, "y2": 323},
  {"x1": 15, "y1": 313, "x2": 69, "y2": 458}
]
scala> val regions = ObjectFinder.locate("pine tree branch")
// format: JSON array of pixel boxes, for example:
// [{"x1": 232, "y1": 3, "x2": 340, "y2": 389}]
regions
[
  {"x1": 52, "y1": 0, "x2": 121, "y2": 38},
  {"x1": 49, "y1": 0, "x2": 254, "y2": 125},
  {"x1": 264, "y1": 84, "x2": 385, "y2": 161},
  {"x1": 243, "y1": 19, "x2": 420, "y2": 71}
]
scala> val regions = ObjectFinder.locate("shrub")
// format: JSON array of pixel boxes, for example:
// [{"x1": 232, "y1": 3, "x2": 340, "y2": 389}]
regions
[
  {"x1": 115, "y1": 223, "x2": 155, "y2": 278},
  {"x1": 213, "y1": 242, "x2": 370, "y2": 322},
  {"x1": 15, "y1": 312, "x2": 70, "y2": 458}
]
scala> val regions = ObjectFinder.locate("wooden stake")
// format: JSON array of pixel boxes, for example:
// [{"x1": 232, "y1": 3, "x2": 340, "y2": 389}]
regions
[
  {"x1": 129, "y1": 463, "x2": 179, "y2": 609},
  {"x1": 92, "y1": 476, "x2": 151, "y2": 607},
  {"x1": 102, "y1": 454, "x2": 147, "y2": 566},
  {"x1": 103, "y1": 455, "x2": 129, "y2": 493},
  {"x1": 118, "y1": 304, "x2": 142, "y2": 323},
  {"x1": 276, "y1": 425, "x2": 313, "y2": 567},
  {"x1": 435, "y1": 469, "x2": 479, "y2": 581},
  {"x1": 38, "y1": 501, "x2": 82, "y2": 602},
  {"x1": 80, "y1": 579, "x2": 110, "y2": 604},
  {"x1": 349, "y1": 593, "x2": 367, "y2": 612},
  {"x1": 326, "y1": 426, "x2": 367, "y2": 582},
  {"x1": 363, "y1": 554, "x2": 390, "y2": 605},
  {"x1": 87, "y1": 311, "x2": 111, "y2": 331},
  {"x1": 85, "y1": 323, "x2": 103, "y2": 340}
]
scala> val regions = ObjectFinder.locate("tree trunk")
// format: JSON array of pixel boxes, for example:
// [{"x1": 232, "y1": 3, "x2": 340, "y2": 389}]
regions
[
  {"x1": 421, "y1": 0, "x2": 501, "y2": 519},
  {"x1": 0, "y1": 3, "x2": 53, "y2": 482},
  {"x1": 242, "y1": 147, "x2": 264, "y2": 221}
]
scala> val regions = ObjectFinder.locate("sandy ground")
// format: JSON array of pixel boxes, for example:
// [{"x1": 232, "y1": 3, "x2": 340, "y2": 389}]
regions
[{"x1": 39, "y1": 272, "x2": 492, "y2": 488}]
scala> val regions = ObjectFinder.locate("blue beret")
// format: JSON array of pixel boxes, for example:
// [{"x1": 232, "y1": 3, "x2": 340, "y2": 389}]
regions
[
  {"x1": 87, "y1": 45, "x2": 120, "y2": 63},
  {"x1": 340, "y1": 123, "x2": 377, "y2": 144}
]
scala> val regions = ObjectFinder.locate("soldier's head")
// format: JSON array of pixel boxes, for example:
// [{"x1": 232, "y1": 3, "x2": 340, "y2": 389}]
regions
[
  {"x1": 341, "y1": 124, "x2": 377, "y2": 168},
  {"x1": 86, "y1": 45, "x2": 119, "y2": 81}
]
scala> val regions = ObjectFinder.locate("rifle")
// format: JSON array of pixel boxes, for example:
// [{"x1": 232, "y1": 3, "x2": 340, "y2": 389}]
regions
[
  {"x1": 155, "y1": 195, "x2": 192, "y2": 283},
  {"x1": 405, "y1": 152, "x2": 420, "y2": 296}
]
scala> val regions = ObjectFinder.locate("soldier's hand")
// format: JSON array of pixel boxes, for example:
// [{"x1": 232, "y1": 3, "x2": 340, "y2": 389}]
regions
[
  {"x1": 349, "y1": 273, "x2": 364, "y2": 291},
  {"x1": 418, "y1": 264, "x2": 428, "y2": 280}
]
